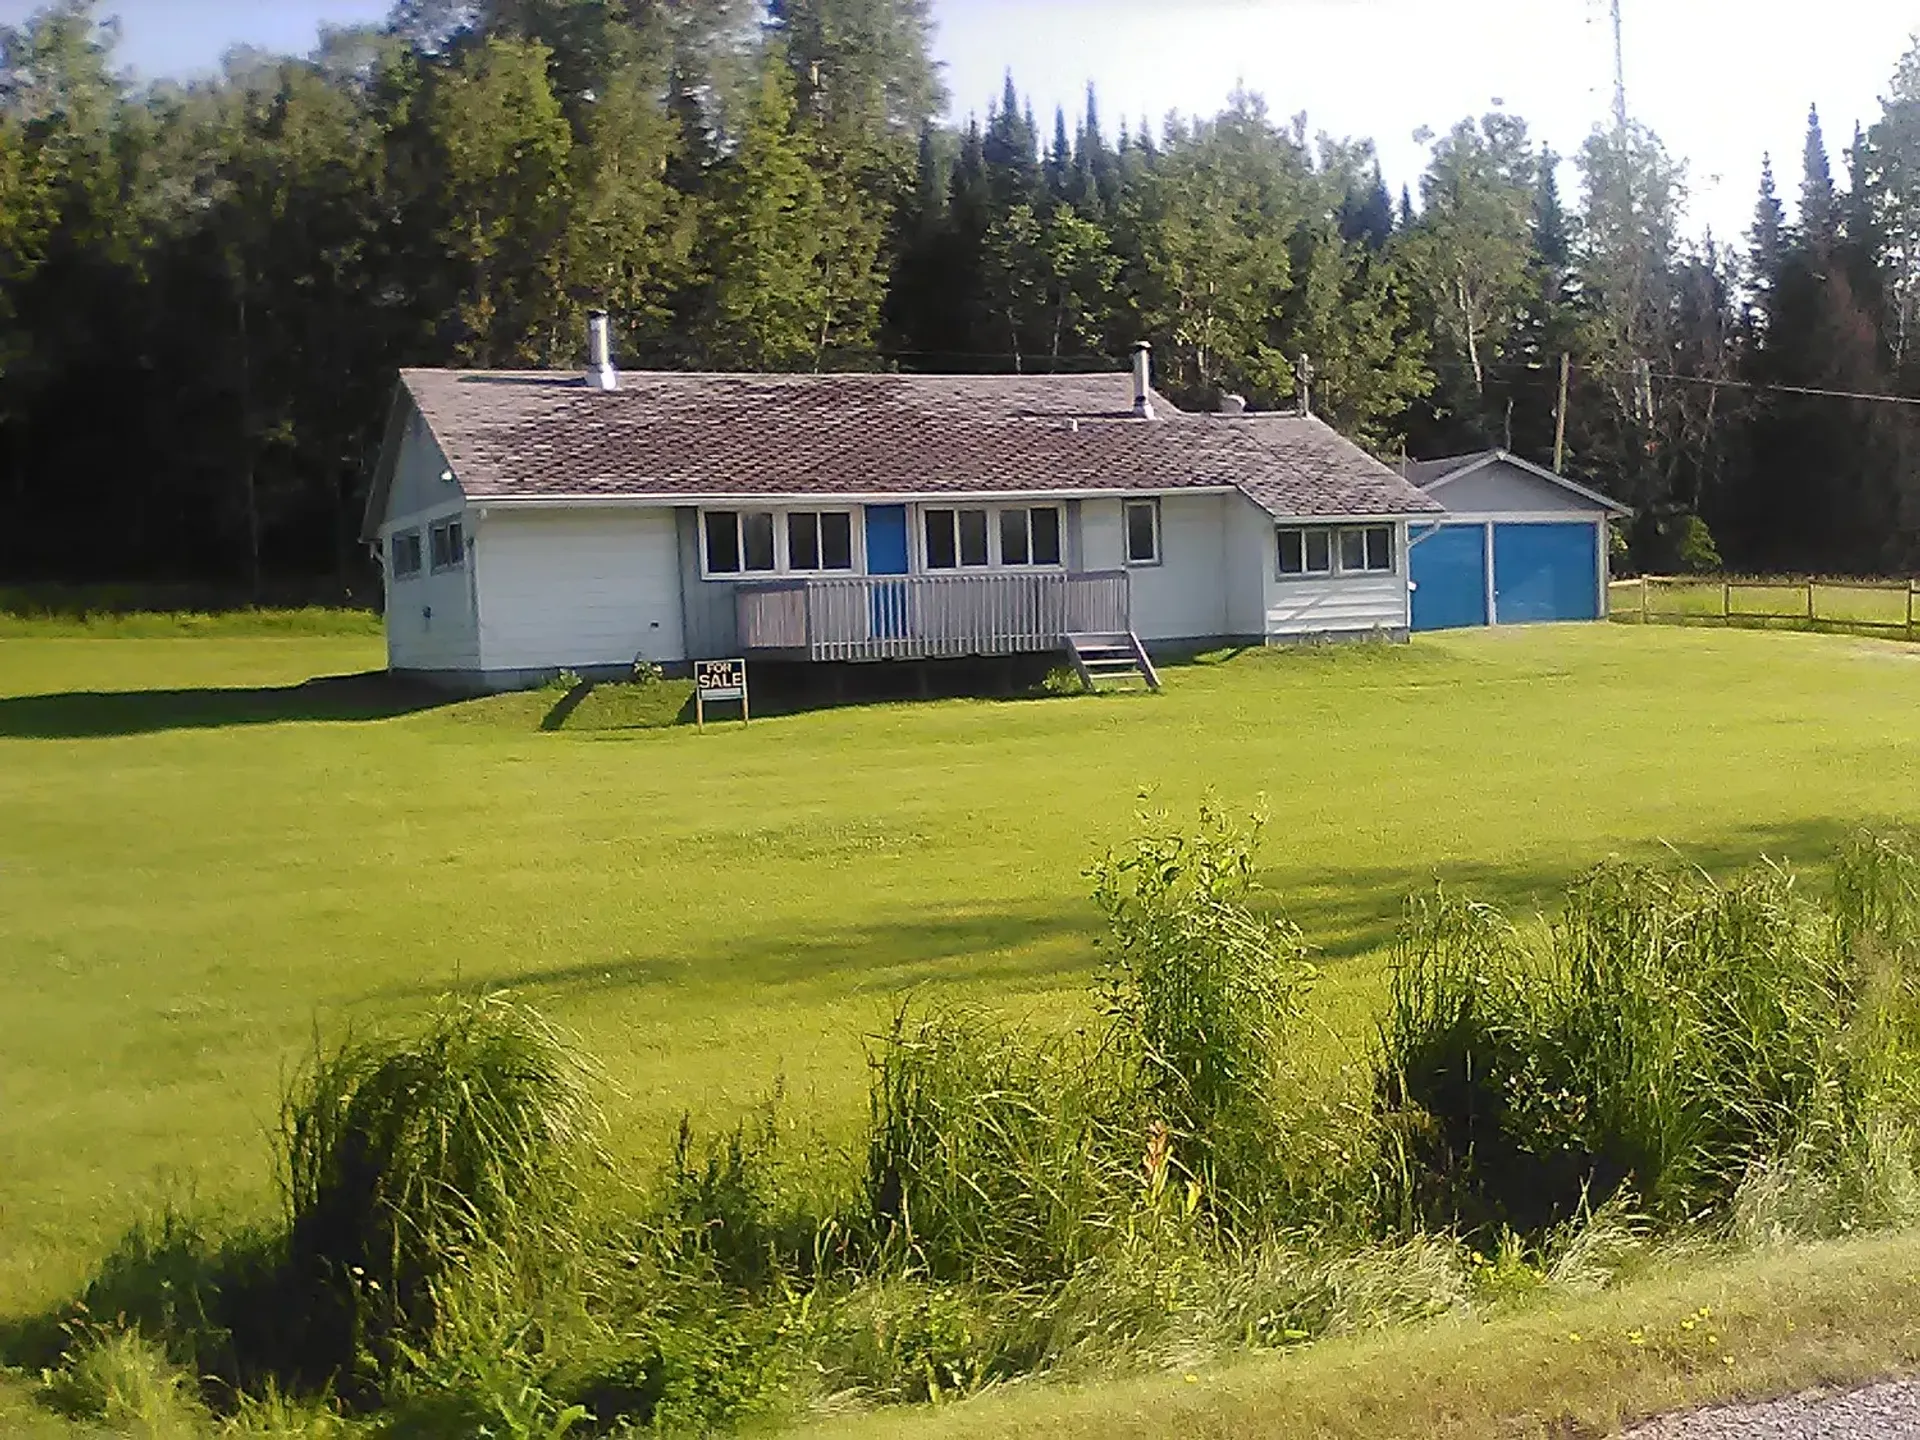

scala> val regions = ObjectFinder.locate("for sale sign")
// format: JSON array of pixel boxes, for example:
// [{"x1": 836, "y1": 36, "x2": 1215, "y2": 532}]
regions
[{"x1": 694, "y1": 658, "x2": 748, "y2": 726}]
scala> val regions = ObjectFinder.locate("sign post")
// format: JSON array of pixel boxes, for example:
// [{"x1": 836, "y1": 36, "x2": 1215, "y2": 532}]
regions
[{"x1": 694, "y1": 658, "x2": 749, "y2": 729}]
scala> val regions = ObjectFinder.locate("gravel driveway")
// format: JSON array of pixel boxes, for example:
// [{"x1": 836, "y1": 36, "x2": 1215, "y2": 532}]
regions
[{"x1": 1623, "y1": 1379, "x2": 1920, "y2": 1438}]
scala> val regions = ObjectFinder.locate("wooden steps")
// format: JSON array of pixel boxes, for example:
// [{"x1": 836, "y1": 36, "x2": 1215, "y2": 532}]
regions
[{"x1": 1065, "y1": 632, "x2": 1162, "y2": 693}]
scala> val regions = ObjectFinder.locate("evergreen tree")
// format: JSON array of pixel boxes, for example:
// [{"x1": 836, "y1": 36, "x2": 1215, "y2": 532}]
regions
[
  {"x1": 1800, "y1": 104, "x2": 1839, "y2": 255},
  {"x1": 1336, "y1": 159, "x2": 1393, "y2": 250},
  {"x1": 1748, "y1": 154, "x2": 1786, "y2": 320}
]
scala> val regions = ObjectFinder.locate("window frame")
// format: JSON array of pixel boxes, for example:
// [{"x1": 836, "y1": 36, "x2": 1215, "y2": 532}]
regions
[
  {"x1": 699, "y1": 507, "x2": 860, "y2": 580},
  {"x1": 1277, "y1": 525, "x2": 1334, "y2": 578},
  {"x1": 390, "y1": 528, "x2": 423, "y2": 582},
  {"x1": 1277, "y1": 523, "x2": 1397, "y2": 580},
  {"x1": 921, "y1": 502, "x2": 1067, "y2": 572},
  {"x1": 1123, "y1": 498, "x2": 1162, "y2": 567},
  {"x1": 428, "y1": 519, "x2": 465, "y2": 574}
]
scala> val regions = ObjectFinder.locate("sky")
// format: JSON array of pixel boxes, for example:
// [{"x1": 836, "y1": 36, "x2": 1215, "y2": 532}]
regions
[{"x1": 7, "y1": 0, "x2": 1916, "y2": 243}]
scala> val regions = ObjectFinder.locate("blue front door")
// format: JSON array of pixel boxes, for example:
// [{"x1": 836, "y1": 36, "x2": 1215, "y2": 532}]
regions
[
  {"x1": 1410, "y1": 525, "x2": 1489, "y2": 631},
  {"x1": 865, "y1": 506, "x2": 909, "y2": 575},
  {"x1": 1493, "y1": 522, "x2": 1599, "y2": 623},
  {"x1": 864, "y1": 505, "x2": 910, "y2": 638}
]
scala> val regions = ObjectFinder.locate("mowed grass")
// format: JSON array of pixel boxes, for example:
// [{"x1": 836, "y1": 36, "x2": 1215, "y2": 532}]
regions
[{"x1": 7, "y1": 622, "x2": 1920, "y2": 1418}]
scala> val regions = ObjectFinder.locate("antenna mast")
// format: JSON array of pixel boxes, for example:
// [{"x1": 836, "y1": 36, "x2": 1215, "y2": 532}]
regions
[{"x1": 1610, "y1": 0, "x2": 1628, "y2": 132}]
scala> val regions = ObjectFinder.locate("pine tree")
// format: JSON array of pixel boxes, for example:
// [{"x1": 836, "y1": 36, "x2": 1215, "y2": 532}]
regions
[
  {"x1": 1749, "y1": 155, "x2": 1787, "y2": 306},
  {"x1": 1800, "y1": 104, "x2": 1838, "y2": 256},
  {"x1": 1045, "y1": 105, "x2": 1072, "y2": 202},
  {"x1": 1336, "y1": 160, "x2": 1393, "y2": 250}
]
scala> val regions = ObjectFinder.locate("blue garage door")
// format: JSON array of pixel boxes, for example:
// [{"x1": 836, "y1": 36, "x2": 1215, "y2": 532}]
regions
[
  {"x1": 1493, "y1": 522, "x2": 1599, "y2": 624},
  {"x1": 1410, "y1": 525, "x2": 1489, "y2": 632}
]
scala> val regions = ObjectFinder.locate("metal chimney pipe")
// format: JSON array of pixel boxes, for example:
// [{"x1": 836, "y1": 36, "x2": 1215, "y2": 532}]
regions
[
  {"x1": 586, "y1": 309, "x2": 618, "y2": 391},
  {"x1": 1131, "y1": 341, "x2": 1156, "y2": 420}
]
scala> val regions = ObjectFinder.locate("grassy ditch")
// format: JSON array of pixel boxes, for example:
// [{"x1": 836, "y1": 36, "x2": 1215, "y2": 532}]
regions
[{"x1": 16, "y1": 810, "x2": 1920, "y2": 1436}]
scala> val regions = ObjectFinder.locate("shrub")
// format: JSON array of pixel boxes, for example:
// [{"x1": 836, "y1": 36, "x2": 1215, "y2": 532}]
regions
[
  {"x1": 279, "y1": 994, "x2": 601, "y2": 1392},
  {"x1": 1379, "y1": 838, "x2": 1920, "y2": 1237},
  {"x1": 1676, "y1": 514, "x2": 1723, "y2": 573}
]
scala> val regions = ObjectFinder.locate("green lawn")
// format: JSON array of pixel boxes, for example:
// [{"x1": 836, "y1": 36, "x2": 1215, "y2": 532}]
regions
[{"x1": 7, "y1": 622, "x2": 1920, "y2": 1429}]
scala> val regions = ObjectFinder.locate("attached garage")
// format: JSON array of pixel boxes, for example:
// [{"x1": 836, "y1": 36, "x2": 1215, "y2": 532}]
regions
[{"x1": 1404, "y1": 451, "x2": 1628, "y2": 633}]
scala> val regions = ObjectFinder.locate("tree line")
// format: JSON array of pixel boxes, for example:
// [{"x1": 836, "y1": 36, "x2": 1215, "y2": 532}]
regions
[{"x1": 3, "y1": 0, "x2": 1920, "y2": 596}]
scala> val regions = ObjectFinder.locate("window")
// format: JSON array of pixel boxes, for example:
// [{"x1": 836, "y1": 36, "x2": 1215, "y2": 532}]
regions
[
  {"x1": 927, "y1": 505, "x2": 1060, "y2": 570},
  {"x1": 703, "y1": 510, "x2": 779, "y2": 576},
  {"x1": 1278, "y1": 527, "x2": 1333, "y2": 576},
  {"x1": 1341, "y1": 525, "x2": 1394, "y2": 573},
  {"x1": 786, "y1": 511, "x2": 855, "y2": 572},
  {"x1": 704, "y1": 509, "x2": 855, "y2": 578},
  {"x1": 390, "y1": 529, "x2": 423, "y2": 580},
  {"x1": 998, "y1": 506, "x2": 1062, "y2": 567},
  {"x1": 429, "y1": 519, "x2": 464, "y2": 572},
  {"x1": 1124, "y1": 499, "x2": 1161, "y2": 565},
  {"x1": 925, "y1": 508, "x2": 992, "y2": 569},
  {"x1": 1278, "y1": 524, "x2": 1394, "y2": 577}
]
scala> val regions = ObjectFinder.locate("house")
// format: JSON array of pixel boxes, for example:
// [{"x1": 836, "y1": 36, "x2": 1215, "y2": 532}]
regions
[
  {"x1": 1404, "y1": 450, "x2": 1631, "y2": 633},
  {"x1": 360, "y1": 318, "x2": 1445, "y2": 691}
]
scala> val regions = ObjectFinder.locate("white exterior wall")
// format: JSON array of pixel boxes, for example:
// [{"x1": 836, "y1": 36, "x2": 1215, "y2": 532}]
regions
[
  {"x1": 1225, "y1": 493, "x2": 1272, "y2": 638},
  {"x1": 1262, "y1": 520, "x2": 1412, "y2": 637},
  {"x1": 1129, "y1": 493, "x2": 1232, "y2": 643},
  {"x1": 474, "y1": 508, "x2": 687, "y2": 672},
  {"x1": 1079, "y1": 497, "x2": 1125, "y2": 571},
  {"x1": 381, "y1": 416, "x2": 479, "y2": 673}
]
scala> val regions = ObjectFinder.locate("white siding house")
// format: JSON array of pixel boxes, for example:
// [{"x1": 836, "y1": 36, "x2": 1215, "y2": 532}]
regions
[{"x1": 362, "y1": 347, "x2": 1445, "y2": 690}]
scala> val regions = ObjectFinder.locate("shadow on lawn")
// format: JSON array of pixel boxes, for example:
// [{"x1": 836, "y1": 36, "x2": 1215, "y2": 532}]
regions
[
  {"x1": 365, "y1": 817, "x2": 1867, "y2": 1012},
  {"x1": 1278, "y1": 814, "x2": 1866, "y2": 961},
  {"x1": 0, "y1": 672, "x2": 455, "y2": 739},
  {"x1": 367, "y1": 900, "x2": 1103, "y2": 1009}
]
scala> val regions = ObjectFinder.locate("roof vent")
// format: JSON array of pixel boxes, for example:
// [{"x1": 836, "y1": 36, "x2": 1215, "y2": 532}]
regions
[
  {"x1": 586, "y1": 309, "x2": 618, "y2": 392},
  {"x1": 1131, "y1": 341, "x2": 1156, "y2": 421},
  {"x1": 1219, "y1": 393, "x2": 1247, "y2": 416}
]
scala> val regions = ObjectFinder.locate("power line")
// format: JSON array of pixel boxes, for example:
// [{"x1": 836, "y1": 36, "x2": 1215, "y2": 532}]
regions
[{"x1": 1643, "y1": 370, "x2": 1920, "y2": 408}]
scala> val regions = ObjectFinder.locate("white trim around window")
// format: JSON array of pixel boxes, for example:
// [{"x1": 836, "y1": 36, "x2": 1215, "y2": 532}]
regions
[
  {"x1": 700, "y1": 507, "x2": 860, "y2": 579},
  {"x1": 920, "y1": 503, "x2": 1064, "y2": 572},
  {"x1": 1277, "y1": 523, "x2": 1395, "y2": 579},
  {"x1": 1123, "y1": 498, "x2": 1162, "y2": 566},
  {"x1": 389, "y1": 528, "x2": 423, "y2": 581},
  {"x1": 428, "y1": 518, "x2": 465, "y2": 573}
]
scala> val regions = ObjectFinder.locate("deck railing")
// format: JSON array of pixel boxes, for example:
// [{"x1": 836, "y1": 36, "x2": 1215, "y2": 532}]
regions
[{"x1": 736, "y1": 570, "x2": 1131, "y2": 662}]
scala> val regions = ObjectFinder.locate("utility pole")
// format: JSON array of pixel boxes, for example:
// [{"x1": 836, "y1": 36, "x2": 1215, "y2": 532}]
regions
[
  {"x1": 1553, "y1": 352, "x2": 1571, "y2": 473},
  {"x1": 1610, "y1": 0, "x2": 1628, "y2": 133}
]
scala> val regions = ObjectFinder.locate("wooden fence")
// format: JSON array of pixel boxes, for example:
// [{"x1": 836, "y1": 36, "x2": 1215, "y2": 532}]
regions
[{"x1": 1609, "y1": 575, "x2": 1920, "y2": 639}]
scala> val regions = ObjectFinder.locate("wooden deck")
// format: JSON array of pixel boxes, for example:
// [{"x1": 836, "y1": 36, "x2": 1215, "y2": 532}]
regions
[{"x1": 736, "y1": 571, "x2": 1131, "y2": 662}]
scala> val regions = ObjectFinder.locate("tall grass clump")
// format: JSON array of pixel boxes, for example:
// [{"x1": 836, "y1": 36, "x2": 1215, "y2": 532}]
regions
[
  {"x1": 1379, "y1": 833, "x2": 1920, "y2": 1238},
  {"x1": 864, "y1": 1006, "x2": 1124, "y2": 1286},
  {"x1": 278, "y1": 993, "x2": 602, "y2": 1395},
  {"x1": 862, "y1": 801, "x2": 1324, "y2": 1291},
  {"x1": 1091, "y1": 800, "x2": 1320, "y2": 1224}
]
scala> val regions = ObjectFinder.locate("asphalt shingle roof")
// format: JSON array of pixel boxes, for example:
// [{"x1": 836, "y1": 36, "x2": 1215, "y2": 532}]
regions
[
  {"x1": 1402, "y1": 451, "x2": 1496, "y2": 489},
  {"x1": 382, "y1": 368, "x2": 1442, "y2": 529}
]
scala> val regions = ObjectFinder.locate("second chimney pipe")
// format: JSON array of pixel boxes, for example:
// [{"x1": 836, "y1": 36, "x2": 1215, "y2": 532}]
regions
[
  {"x1": 1132, "y1": 341, "x2": 1155, "y2": 420},
  {"x1": 586, "y1": 310, "x2": 618, "y2": 392}
]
